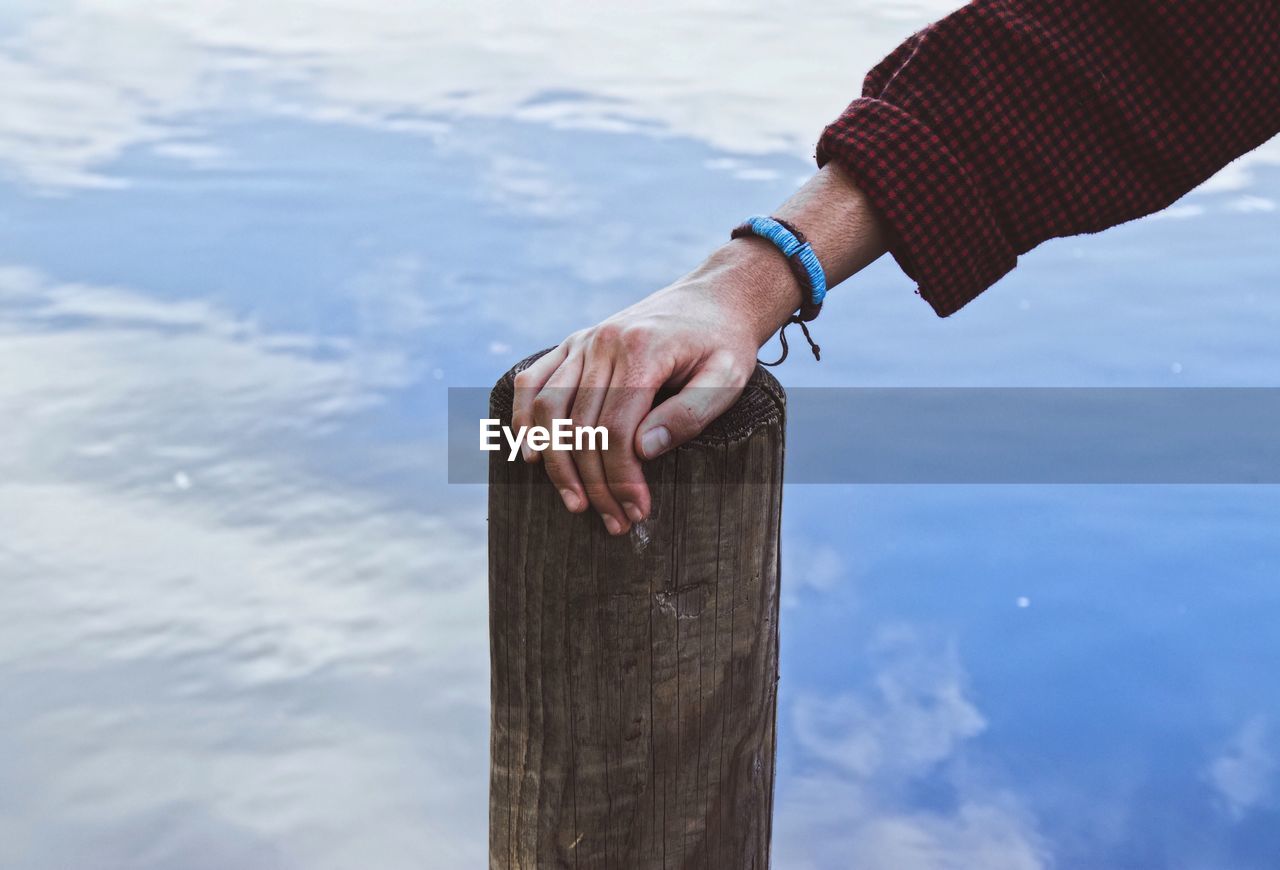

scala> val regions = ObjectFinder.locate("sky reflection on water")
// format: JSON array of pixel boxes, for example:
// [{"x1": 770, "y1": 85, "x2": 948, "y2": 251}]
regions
[{"x1": 1, "y1": 2, "x2": 1279, "y2": 868}]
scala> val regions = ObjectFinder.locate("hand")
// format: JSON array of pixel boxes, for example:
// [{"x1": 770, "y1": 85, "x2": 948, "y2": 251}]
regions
[
  {"x1": 511, "y1": 238, "x2": 802, "y2": 534},
  {"x1": 512, "y1": 163, "x2": 886, "y2": 534}
]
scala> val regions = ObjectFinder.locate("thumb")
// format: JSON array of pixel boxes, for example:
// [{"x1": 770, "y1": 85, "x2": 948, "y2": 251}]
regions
[{"x1": 635, "y1": 356, "x2": 749, "y2": 460}]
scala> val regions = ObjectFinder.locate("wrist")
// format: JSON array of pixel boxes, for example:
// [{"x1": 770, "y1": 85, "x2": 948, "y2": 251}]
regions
[
  {"x1": 691, "y1": 237, "x2": 806, "y2": 347},
  {"x1": 671, "y1": 164, "x2": 887, "y2": 353},
  {"x1": 774, "y1": 162, "x2": 886, "y2": 287}
]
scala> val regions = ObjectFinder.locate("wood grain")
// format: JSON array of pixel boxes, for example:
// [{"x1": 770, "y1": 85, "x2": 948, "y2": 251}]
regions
[{"x1": 489, "y1": 353, "x2": 785, "y2": 869}]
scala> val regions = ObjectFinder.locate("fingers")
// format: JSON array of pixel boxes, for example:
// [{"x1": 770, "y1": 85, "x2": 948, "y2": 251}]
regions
[
  {"x1": 597, "y1": 346, "x2": 664, "y2": 524},
  {"x1": 636, "y1": 352, "x2": 749, "y2": 460},
  {"x1": 511, "y1": 342, "x2": 571, "y2": 464},
  {"x1": 568, "y1": 346, "x2": 631, "y2": 535},
  {"x1": 514, "y1": 328, "x2": 750, "y2": 534},
  {"x1": 530, "y1": 350, "x2": 588, "y2": 513}
]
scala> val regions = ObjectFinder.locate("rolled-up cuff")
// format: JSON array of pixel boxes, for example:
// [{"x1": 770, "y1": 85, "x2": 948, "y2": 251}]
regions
[{"x1": 817, "y1": 97, "x2": 1016, "y2": 317}]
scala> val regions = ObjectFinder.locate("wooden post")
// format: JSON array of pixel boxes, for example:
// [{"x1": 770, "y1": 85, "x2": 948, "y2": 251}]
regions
[{"x1": 488, "y1": 352, "x2": 786, "y2": 869}]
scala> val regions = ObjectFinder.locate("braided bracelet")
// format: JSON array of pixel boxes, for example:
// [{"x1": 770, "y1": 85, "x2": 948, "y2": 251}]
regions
[{"x1": 731, "y1": 215, "x2": 826, "y2": 364}]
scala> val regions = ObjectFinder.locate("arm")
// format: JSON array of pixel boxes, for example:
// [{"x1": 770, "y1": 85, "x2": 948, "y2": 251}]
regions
[
  {"x1": 519, "y1": 0, "x2": 1280, "y2": 534},
  {"x1": 820, "y1": 0, "x2": 1280, "y2": 316},
  {"x1": 511, "y1": 163, "x2": 885, "y2": 534}
]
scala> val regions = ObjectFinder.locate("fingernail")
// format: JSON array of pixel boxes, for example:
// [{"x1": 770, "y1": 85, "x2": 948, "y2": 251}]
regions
[
  {"x1": 623, "y1": 502, "x2": 645, "y2": 523},
  {"x1": 560, "y1": 489, "x2": 582, "y2": 512},
  {"x1": 603, "y1": 515, "x2": 623, "y2": 535},
  {"x1": 521, "y1": 444, "x2": 534, "y2": 462},
  {"x1": 640, "y1": 426, "x2": 671, "y2": 459}
]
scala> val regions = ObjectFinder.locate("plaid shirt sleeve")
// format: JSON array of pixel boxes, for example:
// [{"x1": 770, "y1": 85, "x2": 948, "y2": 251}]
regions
[{"x1": 816, "y1": 0, "x2": 1280, "y2": 317}]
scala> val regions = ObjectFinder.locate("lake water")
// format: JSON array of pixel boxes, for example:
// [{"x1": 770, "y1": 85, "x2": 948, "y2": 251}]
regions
[{"x1": 2, "y1": 2, "x2": 1279, "y2": 868}]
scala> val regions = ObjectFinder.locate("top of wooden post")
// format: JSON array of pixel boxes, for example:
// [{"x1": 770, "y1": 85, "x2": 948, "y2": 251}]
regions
[{"x1": 490, "y1": 348, "x2": 786, "y2": 447}]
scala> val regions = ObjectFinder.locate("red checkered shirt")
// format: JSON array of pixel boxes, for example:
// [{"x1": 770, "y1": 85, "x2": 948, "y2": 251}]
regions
[{"x1": 817, "y1": 0, "x2": 1280, "y2": 317}]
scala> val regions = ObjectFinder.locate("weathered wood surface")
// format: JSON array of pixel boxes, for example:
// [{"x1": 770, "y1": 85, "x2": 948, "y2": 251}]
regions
[{"x1": 488, "y1": 352, "x2": 786, "y2": 869}]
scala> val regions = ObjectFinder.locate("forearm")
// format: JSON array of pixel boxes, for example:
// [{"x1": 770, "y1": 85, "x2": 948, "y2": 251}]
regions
[
  {"x1": 678, "y1": 162, "x2": 888, "y2": 347},
  {"x1": 819, "y1": 0, "x2": 1280, "y2": 316}
]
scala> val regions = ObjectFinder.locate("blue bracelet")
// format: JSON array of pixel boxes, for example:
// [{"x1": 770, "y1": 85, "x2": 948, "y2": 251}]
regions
[
  {"x1": 731, "y1": 215, "x2": 828, "y2": 313},
  {"x1": 730, "y1": 215, "x2": 826, "y2": 365}
]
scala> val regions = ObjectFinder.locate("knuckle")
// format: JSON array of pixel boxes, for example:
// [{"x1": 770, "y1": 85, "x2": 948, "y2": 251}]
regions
[
  {"x1": 618, "y1": 324, "x2": 651, "y2": 352},
  {"x1": 513, "y1": 369, "x2": 535, "y2": 391},
  {"x1": 531, "y1": 394, "x2": 555, "y2": 422},
  {"x1": 583, "y1": 482, "x2": 614, "y2": 506},
  {"x1": 544, "y1": 466, "x2": 571, "y2": 491},
  {"x1": 596, "y1": 408, "x2": 623, "y2": 432},
  {"x1": 542, "y1": 453, "x2": 573, "y2": 484},
  {"x1": 613, "y1": 483, "x2": 646, "y2": 507},
  {"x1": 611, "y1": 481, "x2": 643, "y2": 501},
  {"x1": 601, "y1": 445, "x2": 632, "y2": 473},
  {"x1": 727, "y1": 358, "x2": 754, "y2": 384},
  {"x1": 594, "y1": 421, "x2": 616, "y2": 449},
  {"x1": 710, "y1": 350, "x2": 748, "y2": 379},
  {"x1": 592, "y1": 322, "x2": 622, "y2": 346},
  {"x1": 569, "y1": 394, "x2": 595, "y2": 424}
]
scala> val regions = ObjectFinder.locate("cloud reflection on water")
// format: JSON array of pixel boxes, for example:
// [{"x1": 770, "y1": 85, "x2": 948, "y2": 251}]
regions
[
  {"x1": 0, "y1": 266, "x2": 489, "y2": 867},
  {"x1": 777, "y1": 628, "x2": 1047, "y2": 870},
  {"x1": 2, "y1": 0, "x2": 1276, "y2": 200},
  {"x1": 1209, "y1": 718, "x2": 1278, "y2": 822}
]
